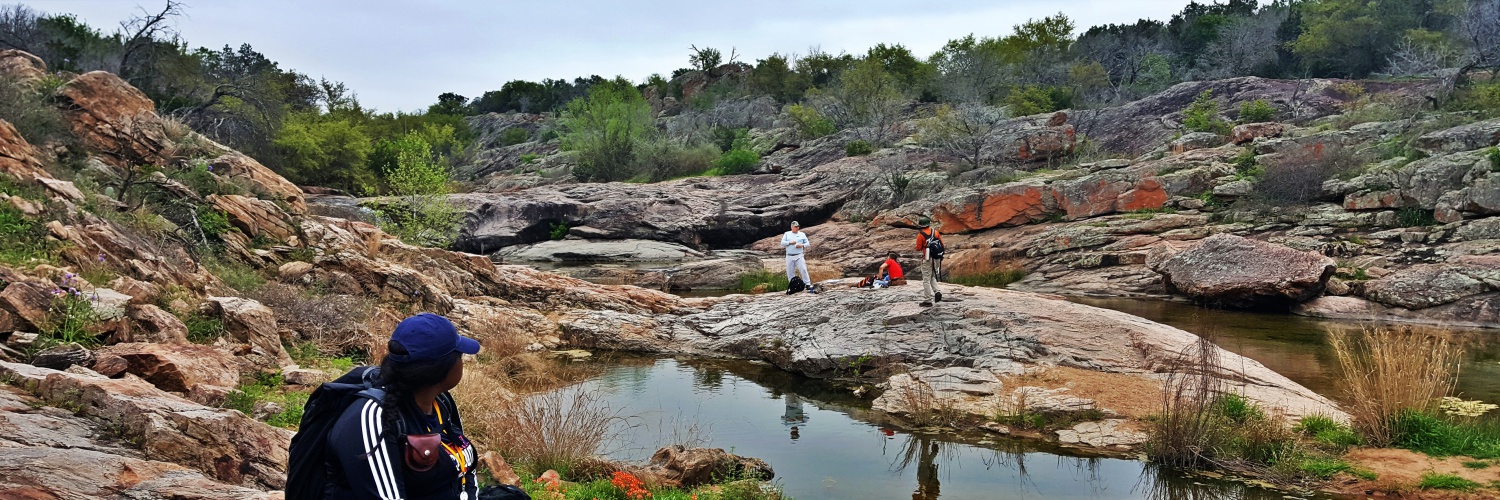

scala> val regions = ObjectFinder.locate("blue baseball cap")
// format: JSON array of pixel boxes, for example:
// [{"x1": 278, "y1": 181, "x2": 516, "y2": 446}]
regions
[{"x1": 389, "y1": 313, "x2": 480, "y2": 363}]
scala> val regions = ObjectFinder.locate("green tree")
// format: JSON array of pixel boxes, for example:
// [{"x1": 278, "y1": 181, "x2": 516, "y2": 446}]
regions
[
  {"x1": 558, "y1": 79, "x2": 655, "y2": 182},
  {"x1": 428, "y1": 92, "x2": 470, "y2": 116},
  {"x1": 751, "y1": 53, "x2": 809, "y2": 103},
  {"x1": 814, "y1": 58, "x2": 906, "y2": 145},
  {"x1": 379, "y1": 134, "x2": 459, "y2": 247},
  {"x1": 1292, "y1": 0, "x2": 1449, "y2": 77},
  {"x1": 920, "y1": 103, "x2": 1008, "y2": 169},
  {"x1": 272, "y1": 111, "x2": 376, "y2": 193}
]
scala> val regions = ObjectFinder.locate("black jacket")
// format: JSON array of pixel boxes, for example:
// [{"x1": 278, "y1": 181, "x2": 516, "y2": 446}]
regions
[{"x1": 324, "y1": 368, "x2": 479, "y2": 500}]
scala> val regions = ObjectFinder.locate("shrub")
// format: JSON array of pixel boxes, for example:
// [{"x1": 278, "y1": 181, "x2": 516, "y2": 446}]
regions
[
  {"x1": 710, "y1": 127, "x2": 749, "y2": 153},
  {"x1": 632, "y1": 139, "x2": 720, "y2": 181},
  {"x1": 0, "y1": 75, "x2": 70, "y2": 146},
  {"x1": 203, "y1": 255, "x2": 266, "y2": 293},
  {"x1": 1004, "y1": 85, "x2": 1071, "y2": 116},
  {"x1": 520, "y1": 153, "x2": 540, "y2": 165},
  {"x1": 1247, "y1": 144, "x2": 1358, "y2": 205},
  {"x1": 500, "y1": 127, "x2": 531, "y2": 146},
  {"x1": 1182, "y1": 90, "x2": 1230, "y2": 135},
  {"x1": 196, "y1": 206, "x2": 233, "y2": 238},
  {"x1": 1418, "y1": 472, "x2": 1482, "y2": 491},
  {"x1": 845, "y1": 140, "x2": 874, "y2": 156},
  {"x1": 466, "y1": 385, "x2": 624, "y2": 476},
  {"x1": 1295, "y1": 414, "x2": 1362, "y2": 448},
  {"x1": 222, "y1": 371, "x2": 310, "y2": 430},
  {"x1": 1329, "y1": 326, "x2": 1462, "y2": 446},
  {"x1": 710, "y1": 148, "x2": 759, "y2": 175},
  {"x1": 737, "y1": 269, "x2": 788, "y2": 293},
  {"x1": 1447, "y1": 81, "x2": 1500, "y2": 112},
  {"x1": 948, "y1": 267, "x2": 1028, "y2": 288},
  {"x1": 788, "y1": 104, "x2": 835, "y2": 139},
  {"x1": 561, "y1": 80, "x2": 655, "y2": 182},
  {"x1": 1488, "y1": 147, "x2": 1499, "y2": 172},
  {"x1": 378, "y1": 133, "x2": 461, "y2": 247},
  {"x1": 549, "y1": 222, "x2": 569, "y2": 240},
  {"x1": 250, "y1": 283, "x2": 374, "y2": 346},
  {"x1": 1237, "y1": 100, "x2": 1277, "y2": 124},
  {"x1": 1397, "y1": 207, "x2": 1437, "y2": 227}
]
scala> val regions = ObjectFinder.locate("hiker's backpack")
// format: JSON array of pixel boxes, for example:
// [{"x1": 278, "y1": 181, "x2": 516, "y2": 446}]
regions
[
  {"x1": 286, "y1": 366, "x2": 387, "y2": 500},
  {"x1": 786, "y1": 276, "x2": 807, "y2": 294},
  {"x1": 923, "y1": 230, "x2": 946, "y2": 259}
]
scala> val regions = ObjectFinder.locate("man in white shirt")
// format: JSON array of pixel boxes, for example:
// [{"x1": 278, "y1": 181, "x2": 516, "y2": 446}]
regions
[{"x1": 780, "y1": 221, "x2": 813, "y2": 293}]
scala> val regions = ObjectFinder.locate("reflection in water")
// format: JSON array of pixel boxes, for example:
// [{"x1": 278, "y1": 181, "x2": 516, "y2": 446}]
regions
[{"x1": 576, "y1": 357, "x2": 1295, "y2": 499}]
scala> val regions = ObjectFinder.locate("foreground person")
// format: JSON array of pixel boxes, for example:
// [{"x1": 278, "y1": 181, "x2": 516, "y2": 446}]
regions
[{"x1": 290, "y1": 313, "x2": 482, "y2": 499}]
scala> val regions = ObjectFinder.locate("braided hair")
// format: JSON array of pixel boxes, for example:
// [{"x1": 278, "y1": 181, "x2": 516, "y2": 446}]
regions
[{"x1": 375, "y1": 340, "x2": 462, "y2": 440}]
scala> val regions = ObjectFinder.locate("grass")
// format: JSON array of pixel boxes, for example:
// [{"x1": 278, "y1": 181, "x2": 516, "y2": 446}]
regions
[
  {"x1": 1464, "y1": 460, "x2": 1491, "y2": 469},
  {"x1": 1328, "y1": 326, "x2": 1462, "y2": 446},
  {"x1": 222, "y1": 370, "x2": 310, "y2": 429},
  {"x1": 1418, "y1": 472, "x2": 1482, "y2": 491},
  {"x1": 287, "y1": 342, "x2": 356, "y2": 372},
  {"x1": 1396, "y1": 207, "x2": 1437, "y2": 227},
  {"x1": 1392, "y1": 410, "x2": 1500, "y2": 459},
  {"x1": 182, "y1": 311, "x2": 225, "y2": 344},
  {"x1": 948, "y1": 267, "x2": 1027, "y2": 289},
  {"x1": 1294, "y1": 414, "x2": 1362, "y2": 449},
  {"x1": 0, "y1": 203, "x2": 58, "y2": 266},
  {"x1": 737, "y1": 270, "x2": 788, "y2": 293},
  {"x1": 1122, "y1": 207, "x2": 1178, "y2": 220},
  {"x1": 1294, "y1": 456, "x2": 1355, "y2": 479},
  {"x1": 517, "y1": 474, "x2": 786, "y2": 500},
  {"x1": 202, "y1": 254, "x2": 267, "y2": 293}
]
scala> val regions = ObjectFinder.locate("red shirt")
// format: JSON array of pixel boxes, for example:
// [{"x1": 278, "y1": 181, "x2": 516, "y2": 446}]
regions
[{"x1": 883, "y1": 258, "x2": 904, "y2": 279}]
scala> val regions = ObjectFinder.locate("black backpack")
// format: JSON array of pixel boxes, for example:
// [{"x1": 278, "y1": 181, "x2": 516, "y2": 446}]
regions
[
  {"x1": 286, "y1": 367, "x2": 387, "y2": 500},
  {"x1": 786, "y1": 276, "x2": 807, "y2": 294},
  {"x1": 923, "y1": 229, "x2": 945, "y2": 259}
]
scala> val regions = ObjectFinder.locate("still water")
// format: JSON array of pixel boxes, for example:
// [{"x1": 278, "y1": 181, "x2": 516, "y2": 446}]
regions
[{"x1": 581, "y1": 357, "x2": 1291, "y2": 500}]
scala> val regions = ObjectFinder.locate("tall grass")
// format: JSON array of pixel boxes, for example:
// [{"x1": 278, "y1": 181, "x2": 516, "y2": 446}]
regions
[
  {"x1": 737, "y1": 269, "x2": 788, "y2": 293},
  {"x1": 948, "y1": 267, "x2": 1028, "y2": 288},
  {"x1": 1328, "y1": 326, "x2": 1462, "y2": 446},
  {"x1": 1149, "y1": 337, "x2": 1226, "y2": 469},
  {"x1": 476, "y1": 385, "x2": 628, "y2": 476}
]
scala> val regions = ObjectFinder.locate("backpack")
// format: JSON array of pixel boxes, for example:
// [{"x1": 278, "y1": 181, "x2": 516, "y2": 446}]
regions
[
  {"x1": 923, "y1": 229, "x2": 946, "y2": 260},
  {"x1": 286, "y1": 367, "x2": 389, "y2": 500},
  {"x1": 786, "y1": 276, "x2": 807, "y2": 294}
]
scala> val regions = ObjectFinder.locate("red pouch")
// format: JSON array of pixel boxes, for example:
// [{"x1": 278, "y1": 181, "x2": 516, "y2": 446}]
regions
[{"x1": 403, "y1": 433, "x2": 443, "y2": 472}]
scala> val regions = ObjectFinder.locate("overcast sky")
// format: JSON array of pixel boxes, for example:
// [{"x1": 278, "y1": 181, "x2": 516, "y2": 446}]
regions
[{"x1": 27, "y1": 0, "x2": 1198, "y2": 112}]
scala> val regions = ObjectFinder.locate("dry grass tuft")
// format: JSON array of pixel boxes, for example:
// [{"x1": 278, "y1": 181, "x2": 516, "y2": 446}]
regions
[
  {"x1": 1328, "y1": 326, "x2": 1463, "y2": 446},
  {"x1": 1150, "y1": 337, "x2": 1227, "y2": 469}
]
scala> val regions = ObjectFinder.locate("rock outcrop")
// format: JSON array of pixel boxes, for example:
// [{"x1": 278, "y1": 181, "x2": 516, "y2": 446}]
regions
[
  {"x1": 1150, "y1": 234, "x2": 1336, "y2": 308},
  {"x1": 643, "y1": 445, "x2": 774, "y2": 488}
]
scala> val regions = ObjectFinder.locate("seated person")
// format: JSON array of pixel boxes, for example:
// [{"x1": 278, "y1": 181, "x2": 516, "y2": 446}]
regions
[{"x1": 874, "y1": 252, "x2": 906, "y2": 287}]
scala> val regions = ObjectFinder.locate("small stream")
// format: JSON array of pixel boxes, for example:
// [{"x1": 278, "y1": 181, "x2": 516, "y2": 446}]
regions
[{"x1": 582, "y1": 357, "x2": 1289, "y2": 500}]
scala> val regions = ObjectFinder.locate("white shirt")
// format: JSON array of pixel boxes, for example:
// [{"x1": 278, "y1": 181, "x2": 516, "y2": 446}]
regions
[{"x1": 780, "y1": 231, "x2": 810, "y2": 256}]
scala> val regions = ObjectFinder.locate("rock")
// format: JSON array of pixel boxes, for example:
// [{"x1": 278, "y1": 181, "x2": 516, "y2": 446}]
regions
[
  {"x1": 126, "y1": 303, "x2": 190, "y2": 343},
  {"x1": 1361, "y1": 264, "x2": 1494, "y2": 310},
  {"x1": 1231, "y1": 122, "x2": 1287, "y2": 145},
  {"x1": 633, "y1": 254, "x2": 765, "y2": 291},
  {"x1": 1212, "y1": 179, "x2": 1255, "y2": 198},
  {"x1": 90, "y1": 353, "x2": 130, "y2": 377},
  {"x1": 495, "y1": 239, "x2": 705, "y2": 262},
  {"x1": 0, "y1": 281, "x2": 51, "y2": 331},
  {"x1": 1170, "y1": 132, "x2": 1225, "y2": 153},
  {"x1": 1150, "y1": 234, "x2": 1335, "y2": 308},
  {"x1": 251, "y1": 400, "x2": 284, "y2": 420},
  {"x1": 4, "y1": 332, "x2": 37, "y2": 350},
  {"x1": 0, "y1": 119, "x2": 51, "y2": 184},
  {"x1": 1055, "y1": 419, "x2": 1149, "y2": 448},
  {"x1": 0, "y1": 49, "x2": 46, "y2": 85},
  {"x1": 1294, "y1": 294, "x2": 1500, "y2": 329},
  {"x1": 204, "y1": 152, "x2": 307, "y2": 214},
  {"x1": 108, "y1": 275, "x2": 162, "y2": 305},
  {"x1": 207, "y1": 194, "x2": 300, "y2": 244},
  {"x1": 46, "y1": 220, "x2": 215, "y2": 289},
  {"x1": 277, "y1": 260, "x2": 314, "y2": 281},
  {"x1": 30, "y1": 343, "x2": 94, "y2": 370},
  {"x1": 282, "y1": 367, "x2": 329, "y2": 386},
  {"x1": 1413, "y1": 118, "x2": 1500, "y2": 156},
  {"x1": 99, "y1": 343, "x2": 240, "y2": 399},
  {"x1": 480, "y1": 451, "x2": 523, "y2": 486},
  {"x1": 646, "y1": 445, "x2": 773, "y2": 487},
  {"x1": 0, "y1": 436, "x2": 280, "y2": 499},
  {"x1": 206, "y1": 296, "x2": 290, "y2": 367},
  {"x1": 0, "y1": 361, "x2": 293, "y2": 489}
]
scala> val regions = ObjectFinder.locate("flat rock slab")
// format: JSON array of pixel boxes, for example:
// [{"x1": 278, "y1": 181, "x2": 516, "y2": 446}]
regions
[{"x1": 496, "y1": 239, "x2": 706, "y2": 262}]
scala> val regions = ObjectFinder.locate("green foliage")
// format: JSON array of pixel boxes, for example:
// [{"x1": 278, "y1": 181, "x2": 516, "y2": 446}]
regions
[
  {"x1": 822, "y1": 57, "x2": 906, "y2": 144},
  {"x1": 272, "y1": 112, "x2": 377, "y2": 194},
  {"x1": 1292, "y1": 0, "x2": 1443, "y2": 77},
  {"x1": 632, "y1": 139, "x2": 721, "y2": 182},
  {"x1": 1295, "y1": 456, "x2": 1355, "y2": 479},
  {"x1": 1448, "y1": 82, "x2": 1500, "y2": 112},
  {"x1": 1396, "y1": 207, "x2": 1437, "y2": 227},
  {"x1": 203, "y1": 255, "x2": 266, "y2": 293},
  {"x1": 1418, "y1": 472, "x2": 1482, "y2": 491},
  {"x1": 1464, "y1": 460, "x2": 1491, "y2": 469},
  {"x1": 500, "y1": 127, "x2": 531, "y2": 146},
  {"x1": 845, "y1": 140, "x2": 874, "y2": 157},
  {"x1": 181, "y1": 312, "x2": 224, "y2": 344},
  {"x1": 196, "y1": 206, "x2": 233, "y2": 238},
  {"x1": 559, "y1": 79, "x2": 655, "y2": 182},
  {"x1": 1182, "y1": 90, "x2": 1229, "y2": 135},
  {"x1": 1295, "y1": 415, "x2": 1363, "y2": 448},
  {"x1": 288, "y1": 343, "x2": 356, "y2": 372},
  {"x1": 751, "y1": 53, "x2": 810, "y2": 103},
  {"x1": 1237, "y1": 100, "x2": 1277, "y2": 124},
  {"x1": 549, "y1": 222, "x2": 569, "y2": 241},
  {"x1": 710, "y1": 127, "x2": 750, "y2": 153},
  {"x1": 378, "y1": 133, "x2": 460, "y2": 247},
  {"x1": 737, "y1": 269, "x2": 789, "y2": 293},
  {"x1": 1004, "y1": 85, "x2": 1071, "y2": 116},
  {"x1": 787, "y1": 104, "x2": 836, "y2": 139},
  {"x1": 1393, "y1": 410, "x2": 1500, "y2": 459},
  {"x1": 223, "y1": 370, "x2": 311, "y2": 430},
  {"x1": 0, "y1": 74, "x2": 71, "y2": 146},
  {"x1": 949, "y1": 268, "x2": 1028, "y2": 288},
  {"x1": 710, "y1": 149, "x2": 760, "y2": 176},
  {"x1": 0, "y1": 203, "x2": 57, "y2": 266},
  {"x1": 520, "y1": 153, "x2": 540, "y2": 165},
  {"x1": 42, "y1": 274, "x2": 99, "y2": 347},
  {"x1": 1214, "y1": 393, "x2": 1264, "y2": 424},
  {"x1": 1488, "y1": 147, "x2": 1500, "y2": 172}
]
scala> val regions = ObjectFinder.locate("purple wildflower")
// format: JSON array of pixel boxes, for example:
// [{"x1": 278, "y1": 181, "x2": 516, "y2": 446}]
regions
[
  {"x1": 97, "y1": 253, "x2": 106, "y2": 262},
  {"x1": 207, "y1": 164, "x2": 214, "y2": 172}
]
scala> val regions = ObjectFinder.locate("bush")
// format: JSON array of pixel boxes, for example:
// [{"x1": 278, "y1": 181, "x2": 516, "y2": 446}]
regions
[
  {"x1": 182, "y1": 312, "x2": 224, "y2": 344},
  {"x1": 1447, "y1": 81, "x2": 1500, "y2": 112},
  {"x1": 788, "y1": 104, "x2": 836, "y2": 139},
  {"x1": 1295, "y1": 414, "x2": 1363, "y2": 448},
  {"x1": 520, "y1": 153, "x2": 540, "y2": 165},
  {"x1": 1238, "y1": 100, "x2": 1277, "y2": 124},
  {"x1": 1247, "y1": 144, "x2": 1359, "y2": 205},
  {"x1": 549, "y1": 222, "x2": 569, "y2": 240},
  {"x1": 710, "y1": 127, "x2": 749, "y2": 153},
  {"x1": 500, "y1": 127, "x2": 531, "y2": 146},
  {"x1": 378, "y1": 133, "x2": 460, "y2": 247},
  {"x1": 222, "y1": 371, "x2": 311, "y2": 430},
  {"x1": 196, "y1": 206, "x2": 233, "y2": 238},
  {"x1": 1004, "y1": 85, "x2": 1071, "y2": 116},
  {"x1": 1397, "y1": 207, "x2": 1437, "y2": 227},
  {"x1": 1329, "y1": 326, "x2": 1462, "y2": 446},
  {"x1": 845, "y1": 140, "x2": 874, "y2": 156},
  {"x1": 1182, "y1": 90, "x2": 1230, "y2": 135},
  {"x1": 709, "y1": 149, "x2": 759, "y2": 175},
  {"x1": 560, "y1": 80, "x2": 655, "y2": 182},
  {"x1": 0, "y1": 75, "x2": 71, "y2": 146},
  {"x1": 1488, "y1": 147, "x2": 1499, "y2": 171},
  {"x1": 250, "y1": 283, "x2": 374, "y2": 345},
  {"x1": 632, "y1": 139, "x2": 720, "y2": 181}
]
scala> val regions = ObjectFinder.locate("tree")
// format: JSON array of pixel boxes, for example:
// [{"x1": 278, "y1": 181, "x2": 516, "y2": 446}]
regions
[
  {"x1": 865, "y1": 43, "x2": 931, "y2": 94},
  {"x1": 813, "y1": 58, "x2": 906, "y2": 145},
  {"x1": 930, "y1": 35, "x2": 1007, "y2": 104},
  {"x1": 428, "y1": 92, "x2": 469, "y2": 116},
  {"x1": 1292, "y1": 0, "x2": 1447, "y2": 77},
  {"x1": 920, "y1": 103, "x2": 1008, "y2": 169},
  {"x1": 689, "y1": 45, "x2": 723, "y2": 72},
  {"x1": 558, "y1": 79, "x2": 655, "y2": 182},
  {"x1": 794, "y1": 47, "x2": 856, "y2": 88},
  {"x1": 1075, "y1": 20, "x2": 1169, "y2": 91},
  {"x1": 1458, "y1": 0, "x2": 1500, "y2": 71},
  {"x1": 751, "y1": 53, "x2": 808, "y2": 103},
  {"x1": 379, "y1": 133, "x2": 459, "y2": 247},
  {"x1": 1197, "y1": 7, "x2": 1291, "y2": 78},
  {"x1": 272, "y1": 111, "x2": 376, "y2": 193}
]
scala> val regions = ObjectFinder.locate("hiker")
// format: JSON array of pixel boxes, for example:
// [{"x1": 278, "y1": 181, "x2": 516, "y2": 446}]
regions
[
  {"x1": 874, "y1": 251, "x2": 906, "y2": 288},
  {"x1": 780, "y1": 220, "x2": 814, "y2": 294},
  {"x1": 323, "y1": 313, "x2": 481, "y2": 499},
  {"x1": 915, "y1": 217, "x2": 945, "y2": 306}
]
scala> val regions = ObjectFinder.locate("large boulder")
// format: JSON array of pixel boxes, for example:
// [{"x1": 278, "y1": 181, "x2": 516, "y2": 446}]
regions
[
  {"x1": 0, "y1": 49, "x2": 46, "y2": 84},
  {"x1": 1149, "y1": 234, "x2": 1335, "y2": 308},
  {"x1": 0, "y1": 119, "x2": 50, "y2": 184},
  {"x1": 0, "y1": 280, "x2": 51, "y2": 331},
  {"x1": 1361, "y1": 264, "x2": 1497, "y2": 310},
  {"x1": 206, "y1": 296, "x2": 290, "y2": 367},
  {"x1": 645, "y1": 445, "x2": 773, "y2": 488},
  {"x1": 208, "y1": 194, "x2": 300, "y2": 244},
  {"x1": 1413, "y1": 118, "x2": 1500, "y2": 156}
]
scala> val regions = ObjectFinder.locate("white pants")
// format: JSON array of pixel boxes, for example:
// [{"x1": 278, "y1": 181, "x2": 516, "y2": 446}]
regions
[
  {"x1": 785, "y1": 254, "x2": 811, "y2": 284},
  {"x1": 923, "y1": 258, "x2": 943, "y2": 299}
]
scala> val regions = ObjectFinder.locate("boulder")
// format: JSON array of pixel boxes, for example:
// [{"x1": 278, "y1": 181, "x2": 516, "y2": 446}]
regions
[
  {"x1": 208, "y1": 194, "x2": 300, "y2": 244},
  {"x1": 1361, "y1": 264, "x2": 1494, "y2": 310},
  {"x1": 636, "y1": 255, "x2": 765, "y2": 291},
  {"x1": 30, "y1": 343, "x2": 94, "y2": 370},
  {"x1": 1150, "y1": 234, "x2": 1335, "y2": 308},
  {"x1": 0, "y1": 280, "x2": 51, "y2": 331},
  {"x1": 1294, "y1": 294, "x2": 1500, "y2": 329},
  {"x1": 1413, "y1": 118, "x2": 1500, "y2": 156},
  {"x1": 645, "y1": 445, "x2": 773, "y2": 487},
  {"x1": 1170, "y1": 132, "x2": 1225, "y2": 153},
  {"x1": 206, "y1": 296, "x2": 290, "y2": 367},
  {"x1": 1231, "y1": 122, "x2": 1287, "y2": 145},
  {"x1": 0, "y1": 49, "x2": 46, "y2": 85},
  {"x1": 99, "y1": 343, "x2": 240, "y2": 399},
  {"x1": 126, "y1": 303, "x2": 190, "y2": 343},
  {"x1": 1055, "y1": 419, "x2": 1149, "y2": 448},
  {"x1": 0, "y1": 119, "x2": 50, "y2": 184}
]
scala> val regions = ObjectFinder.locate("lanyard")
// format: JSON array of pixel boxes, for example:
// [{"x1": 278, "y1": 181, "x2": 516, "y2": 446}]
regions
[{"x1": 430, "y1": 403, "x2": 469, "y2": 483}]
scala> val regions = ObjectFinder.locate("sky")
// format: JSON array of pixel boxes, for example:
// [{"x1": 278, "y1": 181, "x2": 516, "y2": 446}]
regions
[{"x1": 27, "y1": 0, "x2": 1200, "y2": 112}]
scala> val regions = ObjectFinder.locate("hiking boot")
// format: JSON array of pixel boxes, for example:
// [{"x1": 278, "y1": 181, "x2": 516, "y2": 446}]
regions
[
  {"x1": 934, "y1": 292, "x2": 942, "y2": 302},
  {"x1": 920, "y1": 301, "x2": 933, "y2": 307}
]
